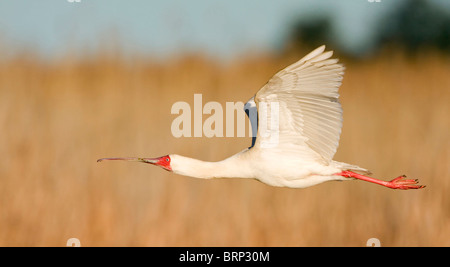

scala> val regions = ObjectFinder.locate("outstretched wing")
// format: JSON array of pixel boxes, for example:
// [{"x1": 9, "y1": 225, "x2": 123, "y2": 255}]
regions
[
  {"x1": 244, "y1": 96, "x2": 258, "y2": 148},
  {"x1": 252, "y1": 45, "x2": 344, "y2": 163}
]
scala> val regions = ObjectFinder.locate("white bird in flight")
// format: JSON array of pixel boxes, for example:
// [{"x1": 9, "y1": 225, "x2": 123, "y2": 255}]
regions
[{"x1": 98, "y1": 45, "x2": 425, "y2": 190}]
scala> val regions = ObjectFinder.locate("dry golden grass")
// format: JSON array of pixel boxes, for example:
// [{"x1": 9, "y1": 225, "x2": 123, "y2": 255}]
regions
[{"x1": 0, "y1": 49, "x2": 449, "y2": 246}]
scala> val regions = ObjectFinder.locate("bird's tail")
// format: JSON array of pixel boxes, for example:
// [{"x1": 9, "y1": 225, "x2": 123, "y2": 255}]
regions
[{"x1": 334, "y1": 161, "x2": 372, "y2": 175}]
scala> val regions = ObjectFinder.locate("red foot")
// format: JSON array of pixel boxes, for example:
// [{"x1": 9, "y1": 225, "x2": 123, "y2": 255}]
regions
[
  {"x1": 337, "y1": 171, "x2": 425, "y2": 190},
  {"x1": 385, "y1": 175, "x2": 426, "y2": 190}
]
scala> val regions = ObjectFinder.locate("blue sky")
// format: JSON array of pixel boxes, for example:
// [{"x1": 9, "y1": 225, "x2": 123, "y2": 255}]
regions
[{"x1": 0, "y1": 0, "x2": 448, "y2": 60}]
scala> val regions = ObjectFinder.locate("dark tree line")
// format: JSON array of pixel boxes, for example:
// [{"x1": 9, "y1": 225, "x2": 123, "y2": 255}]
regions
[{"x1": 287, "y1": 0, "x2": 450, "y2": 57}]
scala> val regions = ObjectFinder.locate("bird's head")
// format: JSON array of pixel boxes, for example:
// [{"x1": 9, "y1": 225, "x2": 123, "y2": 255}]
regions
[{"x1": 97, "y1": 155, "x2": 172, "y2": 171}]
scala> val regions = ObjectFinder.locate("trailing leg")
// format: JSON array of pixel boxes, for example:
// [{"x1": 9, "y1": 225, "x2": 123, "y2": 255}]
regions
[{"x1": 336, "y1": 170, "x2": 425, "y2": 190}]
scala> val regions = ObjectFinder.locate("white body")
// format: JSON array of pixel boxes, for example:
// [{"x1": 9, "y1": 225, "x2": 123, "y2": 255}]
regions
[{"x1": 170, "y1": 152, "x2": 359, "y2": 188}]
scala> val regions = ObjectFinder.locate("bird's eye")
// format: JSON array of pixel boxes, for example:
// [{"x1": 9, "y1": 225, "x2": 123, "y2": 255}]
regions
[{"x1": 165, "y1": 158, "x2": 169, "y2": 162}]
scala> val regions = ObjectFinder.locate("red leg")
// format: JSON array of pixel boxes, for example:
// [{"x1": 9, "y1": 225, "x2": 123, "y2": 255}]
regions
[{"x1": 335, "y1": 170, "x2": 425, "y2": 190}]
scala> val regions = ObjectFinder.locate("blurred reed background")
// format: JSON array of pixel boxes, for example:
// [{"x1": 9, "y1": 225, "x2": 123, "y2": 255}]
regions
[
  {"x1": 0, "y1": 49, "x2": 448, "y2": 246},
  {"x1": 0, "y1": 0, "x2": 449, "y2": 246}
]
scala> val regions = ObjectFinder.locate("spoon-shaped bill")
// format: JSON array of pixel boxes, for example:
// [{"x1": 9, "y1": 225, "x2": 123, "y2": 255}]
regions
[{"x1": 97, "y1": 157, "x2": 159, "y2": 164}]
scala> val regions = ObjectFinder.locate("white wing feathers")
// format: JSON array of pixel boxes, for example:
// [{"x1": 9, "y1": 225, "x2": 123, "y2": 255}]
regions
[{"x1": 251, "y1": 45, "x2": 344, "y2": 163}]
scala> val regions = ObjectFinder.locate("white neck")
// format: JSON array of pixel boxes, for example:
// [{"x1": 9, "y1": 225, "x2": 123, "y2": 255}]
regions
[{"x1": 169, "y1": 151, "x2": 254, "y2": 179}]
